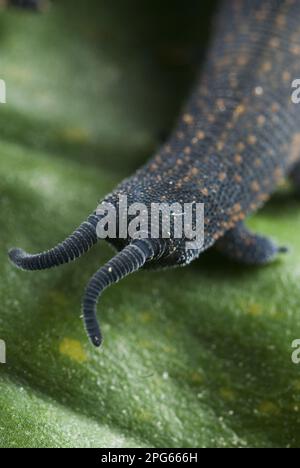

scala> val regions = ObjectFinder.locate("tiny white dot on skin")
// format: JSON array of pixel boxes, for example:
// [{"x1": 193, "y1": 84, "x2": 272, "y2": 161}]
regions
[{"x1": 254, "y1": 86, "x2": 264, "y2": 96}]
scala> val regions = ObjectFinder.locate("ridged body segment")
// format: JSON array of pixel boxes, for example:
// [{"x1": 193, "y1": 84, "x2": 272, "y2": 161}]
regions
[{"x1": 105, "y1": 0, "x2": 300, "y2": 265}]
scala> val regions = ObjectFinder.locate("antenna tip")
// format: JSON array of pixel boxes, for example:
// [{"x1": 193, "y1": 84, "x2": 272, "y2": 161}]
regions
[
  {"x1": 8, "y1": 248, "x2": 26, "y2": 268},
  {"x1": 91, "y1": 334, "x2": 102, "y2": 348},
  {"x1": 278, "y1": 246, "x2": 289, "y2": 254}
]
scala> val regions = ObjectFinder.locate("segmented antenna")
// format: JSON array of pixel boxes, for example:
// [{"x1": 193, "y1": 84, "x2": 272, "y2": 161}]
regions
[
  {"x1": 8, "y1": 214, "x2": 99, "y2": 271},
  {"x1": 83, "y1": 238, "x2": 163, "y2": 347}
]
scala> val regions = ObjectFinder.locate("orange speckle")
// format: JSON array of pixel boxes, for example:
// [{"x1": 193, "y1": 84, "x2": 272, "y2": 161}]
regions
[
  {"x1": 261, "y1": 61, "x2": 272, "y2": 73},
  {"x1": 274, "y1": 167, "x2": 284, "y2": 180},
  {"x1": 255, "y1": 158, "x2": 262, "y2": 167},
  {"x1": 196, "y1": 130, "x2": 206, "y2": 140},
  {"x1": 212, "y1": 232, "x2": 221, "y2": 241},
  {"x1": 237, "y1": 55, "x2": 248, "y2": 66},
  {"x1": 183, "y1": 113, "x2": 194, "y2": 125},
  {"x1": 282, "y1": 71, "x2": 291, "y2": 81},
  {"x1": 255, "y1": 9, "x2": 268, "y2": 22},
  {"x1": 216, "y1": 98, "x2": 226, "y2": 112},
  {"x1": 269, "y1": 37, "x2": 280, "y2": 48},
  {"x1": 251, "y1": 181, "x2": 260, "y2": 192},
  {"x1": 247, "y1": 135, "x2": 257, "y2": 145},
  {"x1": 234, "y1": 154, "x2": 243, "y2": 164},
  {"x1": 233, "y1": 203, "x2": 242, "y2": 213},
  {"x1": 217, "y1": 141, "x2": 225, "y2": 151},
  {"x1": 257, "y1": 115, "x2": 266, "y2": 126},
  {"x1": 236, "y1": 142, "x2": 245, "y2": 152},
  {"x1": 258, "y1": 193, "x2": 269, "y2": 202},
  {"x1": 290, "y1": 44, "x2": 300, "y2": 56},
  {"x1": 276, "y1": 14, "x2": 286, "y2": 29},
  {"x1": 234, "y1": 104, "x2": 246, "y2": 118}
]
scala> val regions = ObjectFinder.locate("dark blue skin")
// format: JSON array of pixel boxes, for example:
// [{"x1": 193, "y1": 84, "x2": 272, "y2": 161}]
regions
[{"x1": 8, "y1": 0, "x2": 300, "y2": 347}]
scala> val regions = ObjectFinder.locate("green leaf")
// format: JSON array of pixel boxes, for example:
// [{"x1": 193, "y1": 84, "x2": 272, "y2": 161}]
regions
[{"x1": 1, "y1": 0, "x2": 300, "y2": 448}]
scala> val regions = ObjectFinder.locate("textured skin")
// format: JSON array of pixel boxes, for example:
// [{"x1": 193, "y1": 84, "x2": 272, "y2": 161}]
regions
[
  {"x1": 100, "y1": 0, "x2": 300, "y2": 267},
  {"x1": 215, "y1": 222, "x2": 288, "y2": 265},
  {"x1": 9, "y1": 0, "x2": 300, "y2": 346},
  {"x1": 83, "y1": 239, "x2": 159, "y2": 346}
]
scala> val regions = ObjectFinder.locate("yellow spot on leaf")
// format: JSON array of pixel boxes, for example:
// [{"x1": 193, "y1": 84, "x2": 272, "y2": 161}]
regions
[
  {"x1": 137, "y1": 339, "x2": 154, "y2": 349},
  {"x1": 257, "y1": 401, "x2": 280, "y2": 416},
  {"x1": 48, "y1": 290, "x2": 68, "y2": 307},
  {"x1": 61, "y1": 127, "x2": 90, "y2": 144},
  {"x1": 5, "y1": 64, "x2": 32, "y2": 81},
  {"x1": 163, "y1": 345, "x2": 176, "y2": 354},
  {"x1": 246, "y1": 303, "x2": 263, "y2": 317},
  {"x1": 140, "y1": 312, "x2": 153, "y2": 323},
  {"x1": 137, "y1": 410, "x2": 153, "y2": 422},
  {"x1": 190, "y1": 372, "x2": 204, "y2": 384},
  {"x1": 59, "y1": 338, "x2": 87, "y2": 363},
  {"x1": 220, "y1": 387, "x2": 236, "y2": 401},
  {"x1": 292, "y1": 380, "x2": 300, "y2": 391}
]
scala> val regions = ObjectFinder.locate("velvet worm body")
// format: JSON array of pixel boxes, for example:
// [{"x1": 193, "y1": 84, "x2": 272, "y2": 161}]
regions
[{"x1": 9, "y1": 0, "x2": 300, "y2": 347}]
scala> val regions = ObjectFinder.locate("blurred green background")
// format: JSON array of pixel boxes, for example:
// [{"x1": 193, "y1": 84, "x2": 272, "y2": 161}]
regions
[{"x1": 1, "y1": 0, "x2": 300, "y2": 448}]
